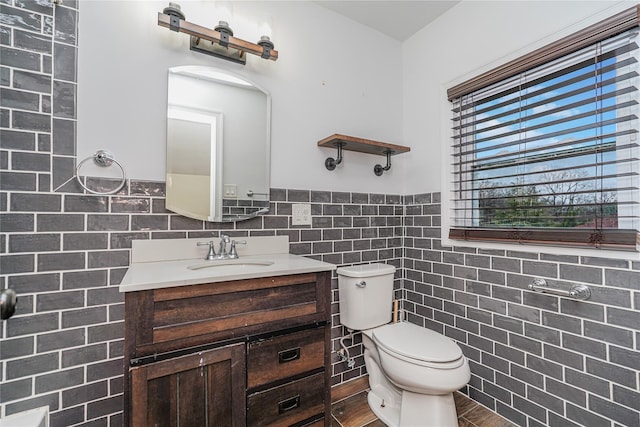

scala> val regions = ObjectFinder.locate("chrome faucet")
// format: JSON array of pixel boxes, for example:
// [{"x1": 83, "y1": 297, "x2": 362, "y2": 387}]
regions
[
  {"x1": 218, "y1": 234, "x2": 231, "y2": 258},
  {"x1": 196, "y1": 241, "x2": 217, "y2": 260},
  {"x1": 198, "y1": 236, "x2": 247, "y2": 260}
]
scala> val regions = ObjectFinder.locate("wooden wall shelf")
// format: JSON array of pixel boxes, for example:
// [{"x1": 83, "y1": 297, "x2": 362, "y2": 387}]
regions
[
  {"x1": 317, "y1": 134, "x2": 410, "y2": 156},
  {"x1": 317, "y1": 134, "x2": 410, "y2": 176}
]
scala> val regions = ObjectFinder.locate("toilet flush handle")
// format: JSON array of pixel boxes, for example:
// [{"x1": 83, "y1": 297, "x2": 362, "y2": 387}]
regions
[{"x1": 355, "y1": 280, "x2": 366, "y2": 288}]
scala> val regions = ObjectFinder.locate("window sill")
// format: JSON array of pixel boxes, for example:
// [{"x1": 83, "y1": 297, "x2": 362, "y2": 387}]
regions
[{"x1": 442, "y1": 229, "x2": 640, "y2": 261}]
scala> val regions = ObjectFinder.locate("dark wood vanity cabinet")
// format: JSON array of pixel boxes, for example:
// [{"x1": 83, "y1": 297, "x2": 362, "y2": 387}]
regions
[{"x1": 123, "y1": 271, "x2": 332, "y2": 427}]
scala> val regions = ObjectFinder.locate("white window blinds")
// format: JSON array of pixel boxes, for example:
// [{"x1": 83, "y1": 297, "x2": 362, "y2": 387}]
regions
[{"x1": 449, "y1": 19, "x2": 640, "y2": 250}]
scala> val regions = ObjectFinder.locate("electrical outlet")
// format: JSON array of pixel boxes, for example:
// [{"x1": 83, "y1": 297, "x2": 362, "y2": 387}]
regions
[
  {"x1": 223, "y1": 184, "x2": 237, "y2": 198},
  {"x1": 292, "y1": 203, "x2": 312, "y2": 226}
]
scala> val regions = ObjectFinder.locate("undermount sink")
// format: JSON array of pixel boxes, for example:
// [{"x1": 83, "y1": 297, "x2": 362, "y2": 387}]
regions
[{"x1": 187, "y1": 259, "x2": 275, "y2": 271}]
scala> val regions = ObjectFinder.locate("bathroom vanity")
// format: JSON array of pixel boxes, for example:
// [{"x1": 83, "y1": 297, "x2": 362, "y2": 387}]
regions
[{"x1": 120, "y1": 237, "x2": 335, "y2": 427}]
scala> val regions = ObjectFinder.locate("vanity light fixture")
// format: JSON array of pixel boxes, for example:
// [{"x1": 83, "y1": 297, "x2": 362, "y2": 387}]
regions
[{"x1": 158, "y1": 2, "x2": 278, "y2": 65}]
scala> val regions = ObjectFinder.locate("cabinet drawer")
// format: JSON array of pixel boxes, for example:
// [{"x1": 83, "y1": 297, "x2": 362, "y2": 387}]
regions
[
  {"x1": 126, "y1": 272, "x2": 331, "y2": 357},
  {"x1": 300, "y1": 418, "x2": 324, "y2": 427},
  {"x1": 248, "y1": 328, "x2": 325, "y2": 389},
  {"x1": 247, "y1": 372, "x2": 325, "y2": 427}
]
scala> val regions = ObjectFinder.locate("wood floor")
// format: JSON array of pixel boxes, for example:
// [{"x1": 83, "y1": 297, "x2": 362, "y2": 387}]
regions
[{"x1": 331, "y1": 389, "x2": 517, "y2": 427}]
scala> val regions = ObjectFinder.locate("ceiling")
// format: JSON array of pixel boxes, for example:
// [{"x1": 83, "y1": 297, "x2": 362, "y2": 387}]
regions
[{"x1": 314, "y1": 1, "x2": 461, "y2": 41}]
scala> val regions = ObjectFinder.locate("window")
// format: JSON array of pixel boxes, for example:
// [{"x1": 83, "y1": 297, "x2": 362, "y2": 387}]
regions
[{"x1": 448, "y1": 6, "x2": 640, "y2": 250}]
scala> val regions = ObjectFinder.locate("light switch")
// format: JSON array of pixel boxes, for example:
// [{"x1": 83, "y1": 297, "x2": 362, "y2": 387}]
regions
[
  {"x1": 292, "y1": 203, "x2": 312, "y2": 226},
  {"x1": 223, "y1": 184, "x2": 237, "y2": 198}
]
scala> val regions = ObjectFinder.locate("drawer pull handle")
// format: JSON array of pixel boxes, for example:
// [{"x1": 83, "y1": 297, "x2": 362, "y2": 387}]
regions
[
  {"x1": 278, "y1": 395, "x2": 300, "y2": 414},
  {"x1": 278, "y1": 347, "x2": 301, "y2": 363}
]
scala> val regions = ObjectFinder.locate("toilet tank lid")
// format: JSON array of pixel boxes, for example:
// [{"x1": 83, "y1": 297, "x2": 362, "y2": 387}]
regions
[{"x1": 336, "y1": 263, "x2": 396, "y2": 278}]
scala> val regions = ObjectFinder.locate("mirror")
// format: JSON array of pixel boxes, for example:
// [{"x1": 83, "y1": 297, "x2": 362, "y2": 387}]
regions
[{"x1": 166, "y1": 66, "x2": 271, "y2": 222}]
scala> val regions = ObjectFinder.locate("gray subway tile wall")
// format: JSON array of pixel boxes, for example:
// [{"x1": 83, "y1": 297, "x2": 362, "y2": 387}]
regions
[
  {"x1": 2, "y1": 1, "x2": 640, "y2": 426},
  {"x1": 1, "y1": 185, "x2": 405, "y2": 424},
  {"x1": 403, "y1": 194, "x2": 640, "y2": 427}
]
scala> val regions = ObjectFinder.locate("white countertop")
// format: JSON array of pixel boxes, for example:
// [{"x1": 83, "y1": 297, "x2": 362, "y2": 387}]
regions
[
  {"x1": 119, "y1": 236, "x2": 336, "y2": 292},
  {"x1": 120, "y1": 253, "x2": 335, "y2": 292}
]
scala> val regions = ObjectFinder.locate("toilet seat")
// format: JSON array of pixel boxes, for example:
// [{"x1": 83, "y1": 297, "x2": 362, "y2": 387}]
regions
[{"x1": 372, "y1": 322, "x2": 465, "y2": 369}]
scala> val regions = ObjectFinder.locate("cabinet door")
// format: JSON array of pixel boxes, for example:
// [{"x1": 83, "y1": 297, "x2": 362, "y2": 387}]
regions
[{"x1": 130, "y1": 343, "x2": 245, "y2": 427}]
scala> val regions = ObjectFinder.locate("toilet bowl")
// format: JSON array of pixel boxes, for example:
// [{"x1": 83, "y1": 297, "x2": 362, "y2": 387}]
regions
[
  {"x1": 337, "y1": 263, "x2": 471, "y2": 427},
  {"x1": 362, "y1": 322, "x2": 471, "y2": 426}
]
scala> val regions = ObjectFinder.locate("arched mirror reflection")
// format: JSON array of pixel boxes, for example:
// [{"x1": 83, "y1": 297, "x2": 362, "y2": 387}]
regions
[{"x1": 166, "y1": 66, "x2": 271, "y2": 222}]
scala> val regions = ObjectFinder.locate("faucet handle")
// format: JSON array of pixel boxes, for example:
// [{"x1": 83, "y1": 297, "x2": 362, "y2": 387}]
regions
[
  {"x1": 228, "y1": 240, "x2": 247, "y2": 259},
  {"x1": 197, "y1": 241, "x2": 216, "y2": 260}
]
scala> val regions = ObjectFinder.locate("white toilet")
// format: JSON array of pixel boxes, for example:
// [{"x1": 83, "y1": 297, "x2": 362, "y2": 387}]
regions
[{"x1": 337, "y1": 263, "x2": 471, "y2": 427}]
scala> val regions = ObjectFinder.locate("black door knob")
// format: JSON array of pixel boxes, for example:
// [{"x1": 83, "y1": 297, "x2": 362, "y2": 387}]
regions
[{"x1": 1, "y1": 288, "x2": 18, "y2": 320}]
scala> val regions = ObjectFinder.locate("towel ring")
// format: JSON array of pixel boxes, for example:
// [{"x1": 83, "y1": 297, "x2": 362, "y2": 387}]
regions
[{"x1": 76, "y1": 150, "x2": 127, "y2": 195}]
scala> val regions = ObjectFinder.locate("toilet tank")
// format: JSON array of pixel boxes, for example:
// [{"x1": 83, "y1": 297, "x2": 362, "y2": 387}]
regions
[{"x1": 337, "y1": 263, "x2": 396, "y2": 330}]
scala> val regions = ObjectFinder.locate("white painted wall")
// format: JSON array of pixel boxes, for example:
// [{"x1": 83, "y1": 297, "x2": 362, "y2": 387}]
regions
[
  {"x1": 79, "y1": 1, "x2": 634, "y2": 198},
  {"x1": 401, "y1": 0, "x2": 637, "y2": 258},
  {"x1": 402, "y1": 0, "x2": 634, "y2": 196},
  {"x1": 77, "y1": 0, "x2": 404, "y2": 193}
]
